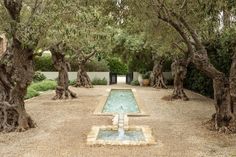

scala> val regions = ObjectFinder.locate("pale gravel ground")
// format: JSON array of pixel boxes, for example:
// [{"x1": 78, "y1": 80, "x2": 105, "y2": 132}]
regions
[{"x1": 0, "y1": 85, "x2": 236, "y2": 157}]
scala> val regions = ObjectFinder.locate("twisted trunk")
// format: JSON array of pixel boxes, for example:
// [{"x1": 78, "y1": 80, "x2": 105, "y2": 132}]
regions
[
  {"x1": 192, "y1": 49, "x2": 234, "y2": 130},
  {"x1": 229, "y1": 52, "x2": 236, "y2": 130},
  {"x1": 51, "y1": 45, "x2": 77, "y2": 100},
  {"x1": 0, "y1": 41, "x2": 36, "y2": 132},
  {"x1": 154, "y1": 7, "x2": 236, "y2": 131},
  {"x1": 230, "y1": 55, "x2": 236, "y2": 115},
  {"x1": 151, "y1": 60, "x2": 167, "y2": 89},
  {"x1": 171, "y1": 59, "x2": 189, "y2": 101},
  {"x1": 75, "y1": 64, "x2": 93, "y2": 88}
]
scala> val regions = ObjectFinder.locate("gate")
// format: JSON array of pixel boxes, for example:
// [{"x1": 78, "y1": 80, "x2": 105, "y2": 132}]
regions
[
  {"x1": 109, "y1": 73, "x2": 117, "y2": 84},
  {"x1": 126, "y1": 72, "x2": 133, "y2": 84}
]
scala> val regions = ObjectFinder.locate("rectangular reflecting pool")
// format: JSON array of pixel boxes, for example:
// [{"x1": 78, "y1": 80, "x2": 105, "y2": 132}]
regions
[
  {"x1": 97, "y1": 129, "x2": 146, "y2": 141},
  {"x1": 102, "y1": 89, "x2": 140, "y2": 113},
  {"x1": 87, "y1": 126, "x2": 156, "y2": 145}
]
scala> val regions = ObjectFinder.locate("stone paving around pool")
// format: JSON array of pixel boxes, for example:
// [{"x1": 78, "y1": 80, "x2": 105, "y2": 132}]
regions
[{"x1": 0, "y1": 85, "x2": 235, "y2": 157}]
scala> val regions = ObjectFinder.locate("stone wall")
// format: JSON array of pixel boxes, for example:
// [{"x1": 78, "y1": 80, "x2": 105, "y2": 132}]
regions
[{"x1": 41, "y1": 72, "x2": 110, "y2": 85}]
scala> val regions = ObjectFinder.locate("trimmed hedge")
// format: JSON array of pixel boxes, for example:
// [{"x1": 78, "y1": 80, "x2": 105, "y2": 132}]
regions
[
  {"x1": 34, "y1": 55, "x2": 109, "y2": 72},
  {"x1": 34, "y1": 55, "x2": 55, "y2": 71},
  {"x1": 85, "y1": 59, "x2": 109, "y2": 72},
  {"x1": 92, "y1": 77, "x2": 108, "y2": 85},
  {"x1": 107, "y1": 58, "x2": 128, "y2": 75},
  {"x1": 185, "y1": 64, "x2": 213, "y2": 97}
]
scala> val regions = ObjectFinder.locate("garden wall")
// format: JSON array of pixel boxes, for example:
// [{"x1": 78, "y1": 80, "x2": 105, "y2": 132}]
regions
[
  {"x1": 133, "y1": 72, "x2": 173, "y2": 81},
  {"x1": 42, "y1": 72, "x2": 110, "y2": 85}
]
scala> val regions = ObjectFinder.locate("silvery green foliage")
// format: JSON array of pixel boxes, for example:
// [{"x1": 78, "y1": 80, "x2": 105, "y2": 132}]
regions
[{"x1": 0, "y1": 0, "x2": 114, "y2": 56}]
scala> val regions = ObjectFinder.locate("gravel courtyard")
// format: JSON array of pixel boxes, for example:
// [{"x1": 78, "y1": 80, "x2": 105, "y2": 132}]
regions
[{"x1": 0, "y1": 85, "x2": 235, "y2": 157}]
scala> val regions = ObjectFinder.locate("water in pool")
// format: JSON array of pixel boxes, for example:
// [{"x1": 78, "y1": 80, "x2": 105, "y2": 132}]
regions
[
  {"x1": 102, "y1": 89, "x2": 140, "y2": 113},
  {"x1": 97, "y1": 129, "x2": 146, "y2": 141}
]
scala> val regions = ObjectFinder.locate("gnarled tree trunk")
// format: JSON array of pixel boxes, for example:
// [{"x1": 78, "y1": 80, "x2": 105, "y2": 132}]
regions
[
  {"x1": 151, "y1": 59, "x2": 167, "y2": 89},
  {"x1": 230, "y1": 53, "x2": 236, "y2": 115},
  {"x1": 191, "y1": 50, "x2": 233, "y2": 130},
  {"x1": 152, "y1": 3, "x2": 236, "y2": 131},
  {"x1": 75, "y1": 63, "x2": 93, "y2": 88},
  {"x1": 0, "y1": 41, "x2": 36, "y2": 132},
  {"x1": 171, "y1": 59, "x2": 189, "y2": 101},
  {"x1": 75, "y1": 50, "x2": 96, "y2": 88},
  {"x1": 50, "y1": 44, "x2": 77, "y2": 100}
]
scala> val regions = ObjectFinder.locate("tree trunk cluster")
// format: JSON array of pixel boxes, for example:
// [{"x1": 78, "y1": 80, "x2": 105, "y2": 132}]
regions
[
  {"x1": 150, "y1": 59, "x2": 167, "y2": 89},
  {"x1": 50, "y1": 44, "x2": 77, "y2": 100},
  {"x1": 74, "y1": 50, "x2": 96, "y2": 88},
  {"x1": 154, "y1": 2, "x2": 236, "y2": 131},
  {"x1": 75, "y1": 63, "x2": 93, "y2": 88}
]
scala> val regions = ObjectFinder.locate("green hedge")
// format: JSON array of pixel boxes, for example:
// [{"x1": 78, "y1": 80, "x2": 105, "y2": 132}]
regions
[
  {"x1": 92, "y1": 77, "x2": 108, "y2": 85},
  {"x1": 107, "y1": 58, "x2": 128, "y2": 75},
  {"x1": 34, "y1": 55, "x2": 55, "y2": 71},
  {"x1": 34, "y1": 55, "x2": 109, "y2": 72},
  {"x1": 185, "y1": 64, "x2": 213, "y2": 97},
  {"x1": 85, "y1": 59, "x2": 109, "y2": 72}
]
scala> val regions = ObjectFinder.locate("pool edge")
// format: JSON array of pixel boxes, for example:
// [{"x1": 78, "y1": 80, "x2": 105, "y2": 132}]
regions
[
  {"x1": 93, "y1": 88, "x2": 149, "y2": 117},
  {"x1": 87, "y1": 125, "x2": 157, "y2": 146}
]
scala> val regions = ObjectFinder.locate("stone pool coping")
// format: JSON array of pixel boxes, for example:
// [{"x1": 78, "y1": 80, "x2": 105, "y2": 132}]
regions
[
  {"x1": 87, "y1": 125, "x2": 157, "y2": 146},
  {"x1": 94, "y1": 88, "x2": 148, "y2": 116}
]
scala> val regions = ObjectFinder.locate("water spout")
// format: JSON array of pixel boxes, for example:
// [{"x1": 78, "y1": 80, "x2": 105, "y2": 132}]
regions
[{"x1": 117, "y1": 105, "x2": 125, "y2": 140}]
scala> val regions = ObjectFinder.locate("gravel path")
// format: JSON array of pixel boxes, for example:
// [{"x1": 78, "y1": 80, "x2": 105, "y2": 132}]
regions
[{"x1": 0, "y1": 85, "x2": 235, "y2": 157}]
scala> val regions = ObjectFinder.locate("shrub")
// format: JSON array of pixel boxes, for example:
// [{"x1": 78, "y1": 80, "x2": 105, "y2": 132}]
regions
[
  {"x1": 35, "y1": 55, "x2": 110, "y2": 72},
  {"x1": 30, "y1": 80, "x2": 57, "y2": 91},
  {"x1": 92, "y1": 77, "x2": 108, "y2": 85},
  {"x1": 185, "y1": 64, "x2": 214, "y2": 98},
  {"x1": 85, "y1": 59, "x2": 109, "y2": 72},
  {"x1": 69, "y1": 80, "x2": 77, "y2": 86},
  {"x1": 107, "y1": 58, "x2": 128, "y2": 75},
  {"x1": 34, "y1": 55, "x2": 55, "y2": 71},
  {"x1": 25, "y1": 87, "x2": 39, "y2": 99},
  {"x1": 142, "y1": 71, "x2": 151, "y2": 79},
  {"x1": 33, "y1": 71, "x2": 46, "y2": 82},
  {"x1": 131, "y1": 80, "x2": 140, "y2": 86}
]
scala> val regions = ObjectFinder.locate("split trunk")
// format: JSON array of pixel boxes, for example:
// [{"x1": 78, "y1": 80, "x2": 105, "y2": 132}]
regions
[
  {"x1": 151, "y1": 60, "x2": 167, "y2": 89},
  {"x1": 75, "y1": 64, "x2": 93, "y2": 88}
]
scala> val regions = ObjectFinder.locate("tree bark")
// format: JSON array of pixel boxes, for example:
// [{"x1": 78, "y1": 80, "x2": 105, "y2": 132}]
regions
[
  {"x1": 50, "y1": 44, "x2": 77, "y2": 100},
  {"x1": 230, "y1": 52, "x2": 236, "y2": 117},
  {"x1": 151, "y1": 59, "x2": 167, "y2": 89},
  {"x1": 0, "y1": 0, "x2": 43, "y2": 132},
  {"x1": 190, "y1": 48, "x2": 233, "y2": 130},
  {"x1": 75, "y1": 63, "x2": 93, "y2": 88},
  {"x1": 171, "y1": 59, "x2": 189, "y2": 101},
  {"x1": 75, "y1": 50, "x2": 96, "y2": 88},
  {"x1": 0, "y1": 41, "x2": 36, "y2": 132}
]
